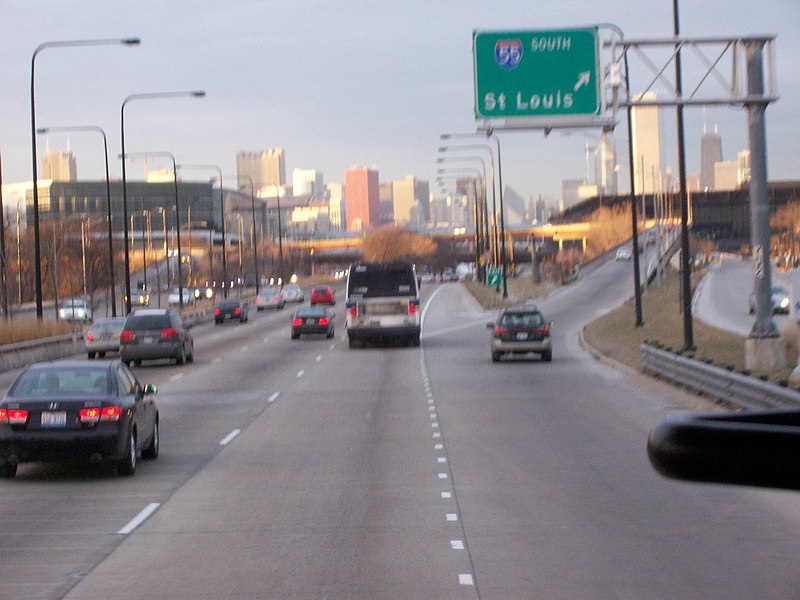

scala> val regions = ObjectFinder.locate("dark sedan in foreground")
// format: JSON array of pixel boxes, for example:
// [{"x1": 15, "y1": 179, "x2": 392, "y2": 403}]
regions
[
  {"x1": 291, "y1": 306, "x2": 335, "y2": 339},
  {"x1": 0, "y1": 360, "x2": 159, "y2": 478},
  {"x1": 214, "y1": 299, "x2": 249, "y2": 324}
]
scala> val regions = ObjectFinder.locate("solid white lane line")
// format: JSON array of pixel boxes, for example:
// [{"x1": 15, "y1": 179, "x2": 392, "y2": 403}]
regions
[
  {"x1": 118, "y1": 502, "x2": 161, "y2": 535},
  {"x1": 219, "y1": 429, "x2": 241, "y2": 446},
  {"x1": 268, "y1": 392, "x2": 280, "y2": 403},
  {"x1": 450, "y1": 540, "x2": 464, "y2": 550},
  {"x1": 211, "y1": 357, "x2": 222, "y2": 365},
  {"x1": 459, "y1": 574, "x2": 474, "y2": 586},
  {"x1": 169, "y1": 373, "x2": 184, "y2": 382},
  {"x1": 296, "y1": 369, "x2": 305, "y2": 378}
]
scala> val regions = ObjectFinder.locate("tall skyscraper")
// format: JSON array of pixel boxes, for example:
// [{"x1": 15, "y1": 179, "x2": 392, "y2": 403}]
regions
[
  {"x1": 631, "y1": 91, "x2": 663, "y2": 195},
  {"x1": 326, "y1": 183, "x2": 344, "y2": 230},
  {"x1": 392, "y1": 175, "x2": 419, "y2": 226},
  {"x1": 344, "y1": 167, "x2": 379, "y2": 231},
  {"x1": 700, "y1": 126, "x2": 722, "y2": 191},
  {"x1": 236, "y1": 149, "x2": 286, "y2": 195},
  {"x1": 292, "y1": 168, "x2": 323, "y2": 197},
  {"x1": 42, "y1": 151, "x2": 77, "y2": 182},
  {"x1": 593, "y1": 134, "x2": 617, "y2": 195}
]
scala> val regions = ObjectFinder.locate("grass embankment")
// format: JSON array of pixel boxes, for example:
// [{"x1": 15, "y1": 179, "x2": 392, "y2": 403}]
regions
[
  {"x1": 465, "y1": 268, "x2": 799, "y2": 388},
  {"x1": 0, "y1": 318, "x2": 74, "y2": 345}
]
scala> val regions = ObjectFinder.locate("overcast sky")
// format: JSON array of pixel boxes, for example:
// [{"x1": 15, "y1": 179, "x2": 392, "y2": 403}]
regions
[{"x1": 1, "y1": 0, "x2": 798, "y2": 207}]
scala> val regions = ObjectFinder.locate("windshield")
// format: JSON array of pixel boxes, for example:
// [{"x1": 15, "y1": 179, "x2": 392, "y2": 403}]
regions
[{"x1": 347, "y1": 263, "x2": 417, "y2": 298}]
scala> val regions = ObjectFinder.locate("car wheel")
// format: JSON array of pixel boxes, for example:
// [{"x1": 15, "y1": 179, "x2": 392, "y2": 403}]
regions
[
  {"x1": 142, "y1": 419, "x2": 159, "y2": 460},
  {"x1": 491, "y1": 351, "x2": 502, "y2": 362},
  {"x1": 326, "y1": 330, "x2": 334, "y2": 339},
  {"x1": 122, "y1": 359, "x2": 131, "y2": 367},
  {"x1": 117, "y1": 428, "x2": 137, "y2": 476},
  {"x1": 348, "y1": 337, "x2": 357, "y2": 348},
  {"x1": 176, "y1": 345, "x2": 186, "y2": 365},
  {"x1": 0, "y1": 461, "x2": 17, "y2": 478},
  {"x1": 134, "y1": 360, "x2": 142, "y2": 367},
  {"x1": 98, "y1": 351, "x2": 106, "y2": 358},
  {"x1": 87, "y1": 351, "x2": 96, "y2": 359},
  {"x1": 186, "y1": 342, "x2": 194, "y2": 363},
  {"x1": 412, "y1": 334, "x2": 420, "y2": 347},
  {"x1": 541, "y1": 350, "x2": 553, "y2": 362},
  {"x1": 291, "y1": 332, "x2": 300, "y2": 340}
]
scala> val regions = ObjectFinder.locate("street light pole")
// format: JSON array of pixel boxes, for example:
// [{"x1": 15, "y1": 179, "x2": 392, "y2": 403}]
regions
[
  {"x1": 124, "y1": 151, "x2": 185, "y2": 307},
  {"x1": 237, "y1": 174, "x2": 260, "y2": 294},
  {"x1": 177, "y1": 165, "x2": 225, "y2": 297},
  {"x1": 30, "y1": 37, "x2": 140, "y2": 319},
  {"x1": 482, "y1": 130, "x2": 508, "y2": 298},
  {"x1": 120, "y1": 90, "x2": 204, "y2": 314},
  {"x1": 37, "y1": 125, "x2": 118, "y2": 316}
]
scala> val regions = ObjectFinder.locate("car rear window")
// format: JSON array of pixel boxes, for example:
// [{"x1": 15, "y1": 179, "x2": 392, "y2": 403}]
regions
[
  {"x1": 500, "y1": 312, "x2": 544, "y2": 327},
  {"x1": 218, "y1": 301, "x2": 239, "y2": 309},
  {"x1": 125, "y1": 315, "x2": 172, "y2": 329},
  {"x1": 10, "y1": 367, "x2": 109, "y2": 397},
  {"x1": 347, "y1": 263, "x2": 417, "y2": 298}
]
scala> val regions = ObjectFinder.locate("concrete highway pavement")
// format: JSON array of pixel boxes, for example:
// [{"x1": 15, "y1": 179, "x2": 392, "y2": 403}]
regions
[
  {"x1": 693, "y1": 255, "x2": 795, "y2": 336},
  {"x1": 5, "y1": 265, "x2": 800, "y2": 598}
]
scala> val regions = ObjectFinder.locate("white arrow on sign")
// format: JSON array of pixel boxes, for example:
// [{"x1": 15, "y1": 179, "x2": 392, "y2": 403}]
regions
[{"x1": 573, "y1": 71, "x2": 590, "y2": 92}]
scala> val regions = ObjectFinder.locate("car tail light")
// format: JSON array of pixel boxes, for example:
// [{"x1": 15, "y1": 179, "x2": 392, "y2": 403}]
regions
[
  {"x1": 408, "y1": 299, "x2": 419, "y2": 316},
  {"x1": 0, "y1": 409, "x2": 28, "y2": 425},
  {"x1": 350, "y1": 304, "x2": 357, "y2": 318},
  {"x1": 292, "y1": 318, "x2": 303, "y2": 326},
  {"x1": 120, "y1": 330, "x2": 135, "y2": 342},
  {"x1": 494, "y1": 326, "x2": 509, "y2": 337},
  {"x1": 160, "y1": 328, "x2": 179, "y2": 339},
  {"x1": 235, "y1": 307, "x2": 241, "y2": 315},
  {"x1": 273, "y1": 294, "x2": 280, "y2": 302},
  {"x1": 79, "y1": 406, "x2": 121, "y2": 424},
  {"x1": 319, "y1": 317, "x2": 329, "y2": 326},
  {"x1": 214, "y1": 309, "x2": 221, "y2": 316},
  {"x1": 536, "y1": 325, "x2": 550, "y2": 336},
  {"x1": 85, "y1": 333, "x2": 94, "y2": 342}
]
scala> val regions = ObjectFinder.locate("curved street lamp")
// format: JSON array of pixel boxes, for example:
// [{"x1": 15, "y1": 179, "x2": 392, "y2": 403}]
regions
[
  {"x1": 177, "y1": 164, "x2": 226, "y2": 298},
  {"x1": 122, "y1": 151, "x2": 185, "y2": 307},
  {"x1": 37, "y1": 125, "x2": 118, "y2": 316},
  {"x1": 30, "y1": 36, "x2": 140, "y2": 318},
  {"x1": 120, "y1": 90, "x2": 205, "y2": 313}
]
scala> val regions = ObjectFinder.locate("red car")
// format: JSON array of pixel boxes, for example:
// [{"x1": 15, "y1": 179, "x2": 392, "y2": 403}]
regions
[{"x1": 310, "y1": 285, "x2": 335, "y2": 305}]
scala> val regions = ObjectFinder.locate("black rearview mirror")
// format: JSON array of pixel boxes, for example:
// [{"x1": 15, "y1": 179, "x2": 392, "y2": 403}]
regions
[{"x1": 647, "y1": 409, "x2": 800, "y2": 491}]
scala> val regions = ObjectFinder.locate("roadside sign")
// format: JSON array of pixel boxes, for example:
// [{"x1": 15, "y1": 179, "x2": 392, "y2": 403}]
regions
[
  {"x1": 487, "y1": 266, "x2": 501, "y2": 287},
  {"x1": 473, "y1": 28, "x2": 600, "y2": 119}
]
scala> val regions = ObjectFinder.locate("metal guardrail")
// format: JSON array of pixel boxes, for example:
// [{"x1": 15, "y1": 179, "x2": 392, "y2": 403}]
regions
[{"x1": 640, "y1": 343, "x2": 800, "y2": 410}]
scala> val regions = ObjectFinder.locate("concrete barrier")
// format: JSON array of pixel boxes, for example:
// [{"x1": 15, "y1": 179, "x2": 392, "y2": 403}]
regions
[{"x1": 0, "y1": 334, "x2": 87, "y2": 373}]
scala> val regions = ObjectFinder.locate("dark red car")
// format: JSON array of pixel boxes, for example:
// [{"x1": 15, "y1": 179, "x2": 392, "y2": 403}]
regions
[{"x1": 310, "y1": 285, "x2": 335, "y2": 305}]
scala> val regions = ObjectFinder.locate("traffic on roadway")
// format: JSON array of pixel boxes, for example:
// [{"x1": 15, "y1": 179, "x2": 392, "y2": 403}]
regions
[{"x1": 3, "y1": 261, "x2": 800, "y2": 599}]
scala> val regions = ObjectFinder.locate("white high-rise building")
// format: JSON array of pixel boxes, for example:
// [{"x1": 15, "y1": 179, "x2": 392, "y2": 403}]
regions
[
  {"x1": 631, "y1": 91, "x2": 663, "y2": 195},
  {"x1": 236, "y1": 149, "x2": 286, "y2": 195},
  {"x1": 292, "y1": 168, "x2": 323, "y2": 198}
]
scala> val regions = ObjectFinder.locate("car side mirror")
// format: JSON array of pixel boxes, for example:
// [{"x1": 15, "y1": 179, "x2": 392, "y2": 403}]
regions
[
  {"x1": 549, "y1": 321, "x2": 554, "y2": 329},
  {"x1": 143, "y1": 383, "x2": 158, "y2": 396},
  {"x1": 647, "y1": 409, "x2": 800, "y2": 490},
  {"x1": 486, "y1": 322, "x2": 495, "y2": 329}
]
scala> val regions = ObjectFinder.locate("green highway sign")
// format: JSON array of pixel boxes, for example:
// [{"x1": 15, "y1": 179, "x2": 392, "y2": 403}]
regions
[{"x1": 473, "y1": 28, "x2": 600, "y2": 119}]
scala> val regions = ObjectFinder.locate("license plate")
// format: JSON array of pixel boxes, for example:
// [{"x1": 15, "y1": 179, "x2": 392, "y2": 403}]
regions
[
  {"x1": 516, "y1": 332, "x2": 528, "y2": 340},
  {"x1": 41, "y1": 411, "x2": 67, "y2": 427},
  {"x1": 143, "y1": 336, "x2": 154, "y2": 344}
]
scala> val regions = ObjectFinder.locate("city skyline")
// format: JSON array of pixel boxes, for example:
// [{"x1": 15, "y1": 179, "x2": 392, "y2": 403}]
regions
[{"x1": 0, "y1": 1, "x2": 797, "y2": 208}]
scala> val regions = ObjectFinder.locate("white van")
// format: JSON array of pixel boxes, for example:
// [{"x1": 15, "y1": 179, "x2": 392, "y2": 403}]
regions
[{"x1": 345, "y1": 262, "x2": 421, "y2": 348}]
